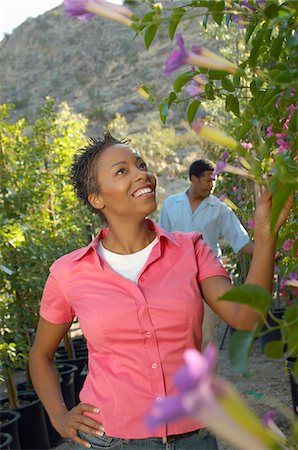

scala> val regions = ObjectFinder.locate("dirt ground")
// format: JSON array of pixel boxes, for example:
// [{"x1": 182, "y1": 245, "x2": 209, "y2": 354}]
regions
[{"x1": 53, "y1": 322, "x2": 294, "y2": 450}]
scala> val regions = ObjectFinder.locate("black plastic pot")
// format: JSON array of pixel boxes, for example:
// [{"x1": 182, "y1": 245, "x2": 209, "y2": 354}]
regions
[
  {"x1": 0, "y1": 410, "x2": 21, "y2": 450},
  {"x1": 1, "y1": 391, "x2": 50, "y2": 449},
  {"x1": 45, "y1": 363, "x2": 77, "y2": 447},
  {"x1": 55, "y1": 354, "x2": 88, "y2": 404},
  {"x1": 287, "y1": 358, "x2": 298, "y2": 415},
  {"x1": 0, "y1": 433, "x2": 13, "y2": 450}
]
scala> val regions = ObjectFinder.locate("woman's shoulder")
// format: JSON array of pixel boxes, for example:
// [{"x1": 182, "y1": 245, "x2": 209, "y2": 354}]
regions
[{"x1": 50, "y1": 245, "x2": 90, "y2": 271}]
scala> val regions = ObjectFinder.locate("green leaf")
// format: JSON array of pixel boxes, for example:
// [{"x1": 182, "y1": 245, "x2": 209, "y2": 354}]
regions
[
  {"x1": 270, "y1": 35, "x2": 284, "y2": 59},
  {"x1": 144, "y1": 24, "x2": 157, "y2": 50},
  {"x1": 186, "y1": 100, "x2": 201, "y2": 124},
  {"x1": 210, "y1": 0, "x2": 225, "y2": 25},
  {"x1": 229, "y1": 330, "x2": 254, "y2": 375},
  {"x1": 287, "y1": 329, "x2": 298, "y2": 358},
  {"x1": 159, "y1": 92, "x2": 177, "y2": 124},
  {"x1": 222, "y1": 77, "x2": 235, "y2": 92},
  {"x1": 168, "y1": 8, "x2": 186, "y2": 40},
  {"x1": 288, "y1": 110, "x2": 298, "y2": 132},
  {"x1": 245, "y1": 19, "x2": 258, "y2": 44},
  {"x1": 238, "y1": 119, "x2": 253, "y2": 138},
  {"x1": 205, "y1": 83, "x2": 215, "y2": 100},
  {"x1": 226, "y1": 95, "x2": 240, "y2": 117},
  {"x1": 202, "y1": 14, "x2": 208, "y2": 29},
  {"x1": 284, "y1": 304, "x2": 298, "y2": 324},
  {"x1": 263, "y1": 340, "x2": 284, "y2": 359},
  {"x1": 264, "y1": 3, "x2": 280, "y2": 18},
  {"x1": 173, "y1": 70, "x2": 198, "y2": 93},
  {"x1": 270, "y1": 183, "x2": 295, "y2": 233},
  {"x1": 141, "y1": 11, "x2": 156, "y2": 24},
  {"x1": 218, "y1": 284, "x2": 272, "y2": 316}
]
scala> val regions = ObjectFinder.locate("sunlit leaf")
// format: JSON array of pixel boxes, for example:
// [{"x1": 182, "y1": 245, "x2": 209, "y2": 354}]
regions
[
  {"x1": 229, "y1": 330, "x2": 254, "y2": 375},
  {"x1": 218, "y1": 284, "x2": 272, "y2": 315}
]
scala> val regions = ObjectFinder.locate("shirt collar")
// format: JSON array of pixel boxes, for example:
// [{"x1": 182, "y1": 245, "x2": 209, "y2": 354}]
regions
[
  {"x1": 71, "y1": 218, "x2": 180, "y2": 262},
  {"x1": 182, "y1": 190, "x2": 217, "y2": 206}
]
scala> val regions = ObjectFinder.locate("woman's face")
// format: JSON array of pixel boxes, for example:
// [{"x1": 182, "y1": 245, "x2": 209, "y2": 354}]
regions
[{"x1": 88, "y1": 144, "x2": 157, "y2": 223}]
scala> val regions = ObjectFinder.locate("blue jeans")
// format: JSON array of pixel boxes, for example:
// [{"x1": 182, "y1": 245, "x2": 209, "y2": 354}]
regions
[{"x1": 76, "y1": 429, "x2": 218, "y2": 449}]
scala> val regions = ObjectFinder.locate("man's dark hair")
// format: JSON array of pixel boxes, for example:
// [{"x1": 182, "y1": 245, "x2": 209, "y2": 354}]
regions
[
  {"x1": 189, "y1": 159, "x2": 215, "y2": 180},
  {"x1": 71, "y1": 131, "x2": 126, "y2": 215}
]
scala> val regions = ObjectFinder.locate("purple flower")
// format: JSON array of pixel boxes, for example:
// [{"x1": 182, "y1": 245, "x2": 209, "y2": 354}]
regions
[
  {"x1": 212, "y1": 151, "x2": 228, "y2": 178},
  {"x1": 165, "y1": 35, "x2": 237, "y2": 75},
  {"x1": 64, "y1": 0, "x2": 134, "y2": 26},
  {"x1": 186, "y1": 81, "x2": 203, "y2": 99},
  {"x1": 165, "y1": 34, "x2": 189, "y2": 75},
  {"x1": 146, "y1": 346, "x2": 286, "y2": 449},
  {"x1": 64, "y1": 0, "x2": 94, "y2": 20},
  {"x1": 262, "y1": 411, "x2": 286, "y2": 440}
]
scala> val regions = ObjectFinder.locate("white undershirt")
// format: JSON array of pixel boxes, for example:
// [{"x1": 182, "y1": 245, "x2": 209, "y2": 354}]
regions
[{"x1": 98, "y1": 237, "x2": 158, "y2": 283}]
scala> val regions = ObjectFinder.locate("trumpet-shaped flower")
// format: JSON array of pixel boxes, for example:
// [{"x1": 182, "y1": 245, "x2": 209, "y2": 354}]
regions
[
  {"x1": 64, "y1": 0, "x2": 134, "y2": 27},
  {"x1": 212, "y1": 150, "x2": 228, "y2": 178},
  {"x1": 262, "y1": 411, "x2": 287, "y2": 441},
  {"x1": 192, "y1": 121, "x2": 240, "y2": 151},
  {"x1": 146, "y1": 346, "x2": 287, "y2": 450},
  {"x1": 165, "y1": 34, "x2": 237, "y2": 75},
  {"x1": 219, "y1": 195, "x2": 239, "y2": 211},
  {"x1": 186, "y1": 81, "x2": 204, "y2": 99}
]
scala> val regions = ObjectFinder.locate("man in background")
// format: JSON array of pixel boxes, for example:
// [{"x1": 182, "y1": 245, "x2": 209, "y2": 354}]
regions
[{"x1": 158, "y1": 159, "x2": 254, "y2": 348}]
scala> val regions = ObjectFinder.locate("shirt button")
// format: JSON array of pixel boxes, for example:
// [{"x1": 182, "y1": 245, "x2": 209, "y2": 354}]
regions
[
  {"x1": 140, "y1": 276, "x2": 145, "y2": 282},
  {"x1": 151, "y1": 363, "x2": 157, "y2": 369},
  {"x1": 146, "y1": 331, "x2": 151, "y2": 338},
  {"x1": 156, "y1": 396, "x2": 162, "y2": 401}
]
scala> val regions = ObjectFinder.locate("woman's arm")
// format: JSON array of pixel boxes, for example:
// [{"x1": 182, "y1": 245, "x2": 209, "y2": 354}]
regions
[
  {"x1": 201, "y1": 190, "x2": 293, "y2": 330},
  {"x1": 29, "y1": 318, "x2": 104, "y2": 448}
]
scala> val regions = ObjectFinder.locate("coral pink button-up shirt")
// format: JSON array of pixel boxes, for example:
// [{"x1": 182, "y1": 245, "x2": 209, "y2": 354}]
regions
[{"x1": 40, "y1": 220, "x2": 229, "y2": 439}]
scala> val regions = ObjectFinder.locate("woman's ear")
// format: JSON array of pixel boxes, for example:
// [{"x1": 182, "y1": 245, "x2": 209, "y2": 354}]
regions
[{"x1": 88, "y1": 193, "x2": 104, "y2": 210}]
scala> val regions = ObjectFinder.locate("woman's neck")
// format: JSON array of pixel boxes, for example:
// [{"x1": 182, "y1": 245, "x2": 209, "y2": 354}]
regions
[{"x1": 102, "y1": 219, "x2": 156, "y2": 254}]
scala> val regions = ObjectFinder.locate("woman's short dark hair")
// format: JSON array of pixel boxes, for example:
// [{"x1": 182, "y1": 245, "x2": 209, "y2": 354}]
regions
[
  {"x1": 71, "y1": 131, "x2": 126, "y2": 215},
  {"x1": 189, "y1": 159, "x2": 215, "y2": 180}
]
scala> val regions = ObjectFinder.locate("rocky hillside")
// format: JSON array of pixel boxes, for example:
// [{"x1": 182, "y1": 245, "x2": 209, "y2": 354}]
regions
[
  {"x1": 0, "y1": 4, "x2": 210, "y2": 134},
  {"x1": 0, "y1": 5, "x2": 222, "y2": 201}
]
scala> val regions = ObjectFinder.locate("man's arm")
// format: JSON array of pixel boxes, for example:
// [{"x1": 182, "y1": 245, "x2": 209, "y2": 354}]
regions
[{"x1": 240, "y1": 242, "x2": 254, "y2": 256}]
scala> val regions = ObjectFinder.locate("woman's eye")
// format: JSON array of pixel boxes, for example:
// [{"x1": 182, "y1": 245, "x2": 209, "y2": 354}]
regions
[
  {"x1": 139, "y1": 162, "x2": 147, "y2": 171},
  {"x1": 116, "y1": 168, "x2": 126, "y2": 175}
]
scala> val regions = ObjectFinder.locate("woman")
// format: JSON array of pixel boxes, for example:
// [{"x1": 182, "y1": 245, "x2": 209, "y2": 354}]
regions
[{"x1": 29, "y1": 132, "x2": 292, "y2": 450}]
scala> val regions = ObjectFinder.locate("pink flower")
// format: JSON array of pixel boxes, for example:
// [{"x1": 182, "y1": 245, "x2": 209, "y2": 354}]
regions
[
  {"x1": 247, "y1": 219, "x2": 254, "y2": 229},
  {"x1": 266, "y1": 126, "x2": 275, "y2": 138},
  {"x1": 282, "y1": 239, "x2": 294, "y2": 251},
  {"x1": 240, "y1": 142, "x2": 253, "y2": 150}
]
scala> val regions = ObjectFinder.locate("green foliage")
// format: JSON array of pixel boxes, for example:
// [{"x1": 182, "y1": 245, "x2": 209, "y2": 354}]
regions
[
  {"x1": 131, "y1": 0, "x2": 298, "y2": 383},
  {"x1": 0, "y1": 98, "x2": 92, "y2": 378},
  {"x1": 219, "y1": 284, "x2": 272, "y2": 317},
  {"x1": 229, "y1": 330, "x2": 254, "y2": 376}
]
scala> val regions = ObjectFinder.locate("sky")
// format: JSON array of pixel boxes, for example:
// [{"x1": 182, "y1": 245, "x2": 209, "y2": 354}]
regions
[{"x1": 0, "y1": 0, "x2": 63, "y2": 41}]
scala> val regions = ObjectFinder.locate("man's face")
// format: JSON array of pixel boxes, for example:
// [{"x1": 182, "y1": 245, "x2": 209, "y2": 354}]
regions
[{"x1": 191, "y1": 170, "x2": 214, "y2": 199}]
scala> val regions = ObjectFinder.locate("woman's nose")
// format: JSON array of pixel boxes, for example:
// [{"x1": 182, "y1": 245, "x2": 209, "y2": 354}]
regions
[{"x1": 135, "y1": 168, "x2": 149, "y2": 181}]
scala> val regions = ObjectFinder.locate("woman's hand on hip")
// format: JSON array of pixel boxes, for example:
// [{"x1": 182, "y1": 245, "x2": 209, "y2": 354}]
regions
[{"x1": 55, "y1": 403, "x2": 105, "y2": 448}]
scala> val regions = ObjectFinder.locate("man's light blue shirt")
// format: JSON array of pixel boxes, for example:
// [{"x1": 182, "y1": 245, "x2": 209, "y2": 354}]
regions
[{"x1": 158, "y1": 190, "x2": 250, "y2": 260}]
